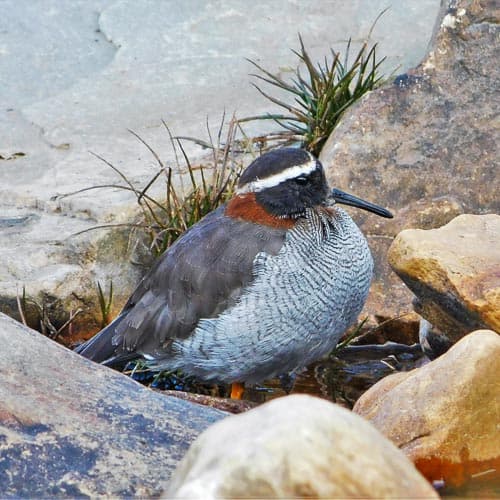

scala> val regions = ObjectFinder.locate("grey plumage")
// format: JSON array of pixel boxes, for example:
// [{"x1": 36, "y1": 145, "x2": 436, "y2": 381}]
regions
[
  {"x1": 76, "y1": 205, "x2": 288, "y2": 365},
  {"x1": 160, "y1": 206, "x2": 372, "y2": 383},
  {"x1": 76, "y1": 147, "x2": 392, "y2": 385}
]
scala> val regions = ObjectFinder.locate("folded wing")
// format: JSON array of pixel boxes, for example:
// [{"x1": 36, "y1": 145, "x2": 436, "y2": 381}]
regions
[{"x1": 75, "y1": 206, "x2": 287, "y2": 365}]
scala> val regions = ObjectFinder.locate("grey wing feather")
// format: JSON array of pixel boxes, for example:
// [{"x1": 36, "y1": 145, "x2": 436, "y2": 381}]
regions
[{"x1": 76, "y1": 205, "x2": 286, "y2": 362}]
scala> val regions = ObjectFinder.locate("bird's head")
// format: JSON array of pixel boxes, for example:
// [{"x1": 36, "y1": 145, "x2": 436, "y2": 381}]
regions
[{"x1": 232, "y1": 148, "x2": 393, "y2": 220}]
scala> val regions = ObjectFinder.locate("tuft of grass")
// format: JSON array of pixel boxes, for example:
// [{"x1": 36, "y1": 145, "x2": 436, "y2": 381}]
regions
[
  {"x1": 62, "y1": 114, "x2": 251, "y2": 258},
  {"x1": 96, "y1": 280, "x2": 113, "y2": 328},
  {"x1": 153, "y1": 114, "x2": 249, "y2": 255},
  {"x1": 241, "y1": 34, "x2": 387, "y2": 156}
]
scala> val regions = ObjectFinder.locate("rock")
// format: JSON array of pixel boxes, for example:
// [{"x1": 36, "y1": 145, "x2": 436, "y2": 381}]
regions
[
  {"x1": 354, "y1": 330, "x2": 500, "y2": 488},
  {"x1": 0, "y1": 212, "x2": 148, "y2": 341},
  {"x1": 155, "y1": 390, "x2": 258, "y2": 414},
  {"x1": 388, "y1": 214, "x2": 500, "y2": 342},
  {"x1": 165, "y1": 394, "x2": 437, "y2": 499},
  {"x1": 320, "y1": 0, "x2": 499, "y2": 335},
  {"x1": 418, "y1": 318, "x2": 454, "y2": 359},
  {"x1": 0, "y1": 0, "x2": 440, "y2": 339},
  {"x1": 0, "y1": 313, "x2": 226, "y2": 498}
]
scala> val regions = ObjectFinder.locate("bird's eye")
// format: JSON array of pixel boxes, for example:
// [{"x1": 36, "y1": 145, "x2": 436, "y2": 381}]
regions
[{"x1": 295, "y1": 176, "x2": 308, "y2": 185}]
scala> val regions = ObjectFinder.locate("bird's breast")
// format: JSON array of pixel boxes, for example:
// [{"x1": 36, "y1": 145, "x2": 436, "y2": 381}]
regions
[{"x1": 172, "y1": 206, "x2": 374, "y2": 383}]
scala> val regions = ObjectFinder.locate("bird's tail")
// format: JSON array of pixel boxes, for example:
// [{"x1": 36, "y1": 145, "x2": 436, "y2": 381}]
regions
[{"x1": 74, "y1": 314, "x2": 136, "y2": 367}]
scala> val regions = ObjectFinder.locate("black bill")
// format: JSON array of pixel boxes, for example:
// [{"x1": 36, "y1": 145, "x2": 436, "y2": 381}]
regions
[{"x1": 331, "y1": 188, "x2": 393, "y2": 219}]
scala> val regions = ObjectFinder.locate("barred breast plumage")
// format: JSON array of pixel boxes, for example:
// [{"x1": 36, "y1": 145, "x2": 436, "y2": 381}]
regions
[{"x1": 170, "y1": 206, "x2": 373, "y2": 383}]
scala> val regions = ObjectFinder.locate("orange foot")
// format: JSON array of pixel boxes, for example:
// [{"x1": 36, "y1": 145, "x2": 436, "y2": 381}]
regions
[{"x1": 230, "y1": 382, "x2": 245, "y2": 399}]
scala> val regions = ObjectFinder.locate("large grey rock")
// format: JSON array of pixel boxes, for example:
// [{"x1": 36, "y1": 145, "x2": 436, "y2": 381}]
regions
[
  {"x1": 320, "y1": 0, "x2": 499, "y2": 333},
  {"x1": 0, "y1": 0, "x2": 440, "y2": 336},
  {"x1": 0, "y1": 313, "x2": 226, "y2": 498},
  {"x1": 165, "y1": 394, "x2": 438, "y2": 499}
]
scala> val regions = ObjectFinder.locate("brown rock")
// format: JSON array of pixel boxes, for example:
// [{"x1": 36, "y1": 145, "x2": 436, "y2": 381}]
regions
[
  {"x1": 320, "y1": 0, "x2": 499, "y2": 332},
  {"x1": 165, "y1": 394, "x2": 437, "y2": 499},
  {"x1": 0, "y1": 313, "x2": 226, "y2": 498},
  {"x1": 354, "y1": 330, "x2": 500, "y2": 487},
  {"x1": 388, "y1": 214, "x2": 500, "y2": 340},
  {"x1": 156, "y1": 389, "x2": 258, "y2": 414}
]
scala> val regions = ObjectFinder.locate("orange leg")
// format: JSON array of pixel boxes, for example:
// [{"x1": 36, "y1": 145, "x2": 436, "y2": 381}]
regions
[{"x1": 230, "y1": 382, "x2": 245, "y2": 399}]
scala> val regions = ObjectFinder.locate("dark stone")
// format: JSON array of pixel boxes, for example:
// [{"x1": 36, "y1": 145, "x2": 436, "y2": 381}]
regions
[
  {"x1": 418, "y1": 319, "x2": 454, "y2": 359},
  {"x1": 393, "y1": 73, "x2": 425, "y2": 89}
]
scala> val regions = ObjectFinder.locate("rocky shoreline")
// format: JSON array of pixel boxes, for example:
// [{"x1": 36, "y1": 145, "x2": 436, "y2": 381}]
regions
[{"x1": 1, "y1": 0, "x2": 498, "y2": 497}]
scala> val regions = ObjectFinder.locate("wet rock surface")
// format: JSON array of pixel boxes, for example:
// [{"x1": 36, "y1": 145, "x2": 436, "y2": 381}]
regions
[
  {"x1": 0, "y1": 313, "x2": 226, "y2": 498},
  {"x1": 313, "y1": 342, "x2": 425, "y2": 408},
  {"x1": 388, "y1": 214, "x2": 500, "y2": 342},
  {"x1": 165, "y1": 394, "x2": 437, "y2": 499},
  {"x1": 320, "y1": 0, "x2": 499, "y2": 332},
  {"x1": 354, "y1": 330, "x2": 500, "y2": 489}
]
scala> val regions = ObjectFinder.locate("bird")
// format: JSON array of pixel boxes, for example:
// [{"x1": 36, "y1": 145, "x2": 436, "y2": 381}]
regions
[{"x1": 76, "y1": 147, "x2": 393, "y2": 398}]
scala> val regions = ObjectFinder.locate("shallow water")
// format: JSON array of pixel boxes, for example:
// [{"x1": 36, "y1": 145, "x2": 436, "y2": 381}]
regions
[{"x1": 246, "y1": 342, "x2": 425, "y2": 408}]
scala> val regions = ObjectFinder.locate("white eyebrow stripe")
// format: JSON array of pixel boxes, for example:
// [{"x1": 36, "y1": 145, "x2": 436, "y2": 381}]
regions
[{"x1": 236, "y1": 158, "x2": 317, "y2": 194}]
